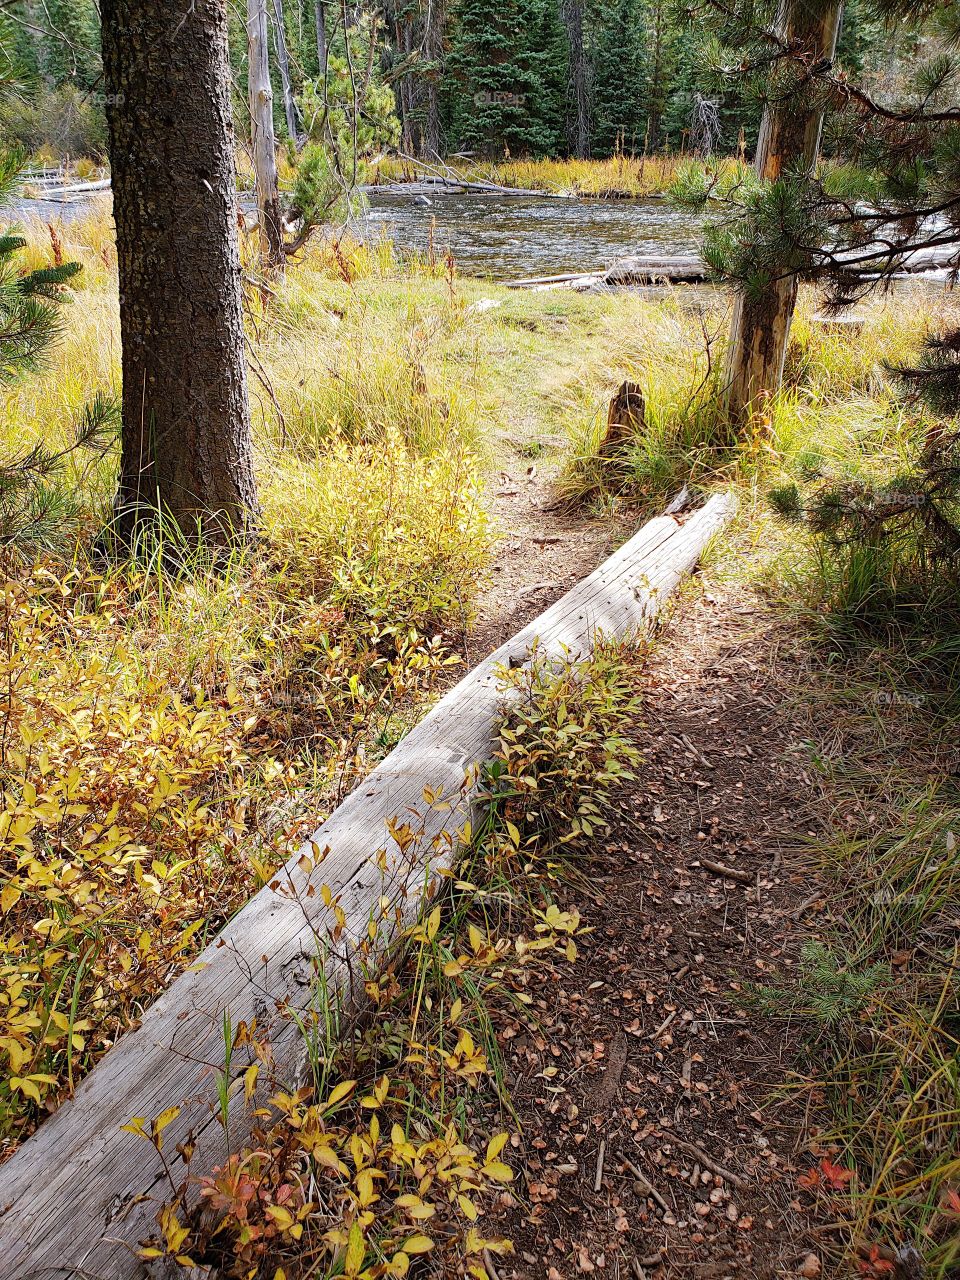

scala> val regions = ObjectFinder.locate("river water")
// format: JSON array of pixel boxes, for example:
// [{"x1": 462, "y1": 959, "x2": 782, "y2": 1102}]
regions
[
  {"x1": 3, "y1": 186, "x2": 702, "y2": 281},
  {"x1": 357, "y1": 190, "x2": 702, "y2": 279}
]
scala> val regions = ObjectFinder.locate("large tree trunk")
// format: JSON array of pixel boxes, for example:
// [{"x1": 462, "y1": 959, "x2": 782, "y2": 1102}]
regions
[
  {"x1": 248, "y1": 0, "x2": 285, "y2": 270},
  {"x1": 273, "y1": 0, "x2": 303, "y2": 144},
  {"x1": 723, "y1": 0, "x2": 843, "y2": 422},
  {"x1": 562, "y1": 0, "x2": 591, "y2": 159},
  {"x1": 100, "y1": 0, "x2": 260, "y2": 545},
  {"x1": 423, "y1": 0, "x2": 444, "y2": 157}
]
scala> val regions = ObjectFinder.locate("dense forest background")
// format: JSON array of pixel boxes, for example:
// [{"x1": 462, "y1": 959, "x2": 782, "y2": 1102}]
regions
[{"x1": 0, "y1": 0, "x2": 928, "y2": 163}]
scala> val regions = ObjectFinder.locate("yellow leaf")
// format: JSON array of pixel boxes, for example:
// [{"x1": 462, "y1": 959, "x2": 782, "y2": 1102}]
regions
[
  {"x1": 322, "y1": 1079, "x2": 356, "y2": 1111},
  {"x1": 425, "y1": 906, "x2": 440, "y2": 942},
  {"x1": 344, "y1": 1222, "x2": 365, "y2": 1277},
  {"x1": 485, "y1": 1132, "x2": 509, "y2": 1163},
  {"x1": 152, "y1": 1106, "x2": 181, "y2": 1150},
  {"x1": 402, "y1": 1234, "x2": 434, "y2": 1255},
  {"x1": 266, "y1": 1204, "x2": 294, "y2": 1230}
]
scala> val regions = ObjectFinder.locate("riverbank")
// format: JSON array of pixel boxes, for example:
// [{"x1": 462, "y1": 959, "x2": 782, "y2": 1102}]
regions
[{"x1": 371, "y1": 154, "x2": 744, "y2": 199}]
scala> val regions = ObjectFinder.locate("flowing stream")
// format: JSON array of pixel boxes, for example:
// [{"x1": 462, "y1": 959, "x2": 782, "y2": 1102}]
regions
[
  {"x1": 3, "y1": 185, "x2": 703, "y2": 281},
  {"x1": 359, "y1": 189, "x2": 702, "y2": 279}
]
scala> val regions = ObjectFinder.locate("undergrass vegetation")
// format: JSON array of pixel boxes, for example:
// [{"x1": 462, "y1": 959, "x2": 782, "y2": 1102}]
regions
[
  {"x1": 558, "y1": 287, "x2": 956, "y2": 512},
  {"x1": 133, "y1": 640, "x2": 644, "y2": 1277},
  {"x1": 0, "y1": 213, "x2": 498, "y2": 1147},
  {"x1": 746, "y1": 620, "x2": 960, "y2": 1279}
]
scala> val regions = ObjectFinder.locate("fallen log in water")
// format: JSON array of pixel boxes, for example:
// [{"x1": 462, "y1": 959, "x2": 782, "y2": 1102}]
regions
[
  {"x1": 506, "y1": 243, "x2": 959, "y2": 290},
  {"x1": 0, "y1": 494, "x2": 736, "y2": 1280},
  {"x1": 364, "y1": 176, "x2": 573, "y2": 199}
]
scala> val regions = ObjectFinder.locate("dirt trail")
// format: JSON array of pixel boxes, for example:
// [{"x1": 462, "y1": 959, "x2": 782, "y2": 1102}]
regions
[
  {"x1": 487, "y1": 579, "x2": 834, "y2": 1280},
  {"x1": 468, "y1": 445, "x2": 633, "y2": 662}
]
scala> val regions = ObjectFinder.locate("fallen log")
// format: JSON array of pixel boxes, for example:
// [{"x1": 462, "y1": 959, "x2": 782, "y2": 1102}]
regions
[
  {"x1": 0, "y1": 493, "x2": 736, "y2": 1280},
  {"x1": 21, "y1": 177, "x2": 111, "y2": 198},
  {"x1": 364, "y1": 177, "x2": 573, "y2": 199},
  {"x1": 507, "y1": 243, "x2": 959, "y2": 291},
  {"x1": 506, "y1": 256, "x2": 712, "y2": 289}
]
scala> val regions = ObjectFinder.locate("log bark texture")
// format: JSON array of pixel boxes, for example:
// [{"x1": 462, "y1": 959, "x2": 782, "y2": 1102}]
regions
[
  {"x1": 0, "y1": 495, "x2": 735, "y2": 1279},
  {"x1": 101, "y1": 0, "x2": 260, "y2": 543}
]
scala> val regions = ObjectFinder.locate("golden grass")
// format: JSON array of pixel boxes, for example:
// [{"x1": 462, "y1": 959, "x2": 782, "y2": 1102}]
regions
[{"x1": 372, "y1": 153, "x2": 743, "y2": 198}]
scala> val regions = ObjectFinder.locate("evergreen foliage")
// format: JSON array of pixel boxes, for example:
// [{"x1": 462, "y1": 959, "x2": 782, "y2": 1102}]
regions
[
  {"x1": 0, "y1": 0, "x2": 905, "y2": 160},
  {"x1": 590, "y1": 0, "x2": 648, "y2": 154},
  {"x1": 443, "y1": 0, "x2": 568, "y2": 155}
]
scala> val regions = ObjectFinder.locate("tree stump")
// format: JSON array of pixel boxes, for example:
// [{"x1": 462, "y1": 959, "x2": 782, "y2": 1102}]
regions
[{"x1": 601, "y1": 380, "x2": 645, "y2": 463}]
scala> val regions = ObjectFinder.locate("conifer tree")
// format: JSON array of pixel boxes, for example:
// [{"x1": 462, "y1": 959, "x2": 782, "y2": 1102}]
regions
[
  {"x1": 591, "y1": 0, "x2": 647, "y2": 154},
  {"x1": 444, "y1": 0, "x2": 568, "y2": 156},
  {"x1": 677, "y1": 0, "x2": 960, "y2": 423}
]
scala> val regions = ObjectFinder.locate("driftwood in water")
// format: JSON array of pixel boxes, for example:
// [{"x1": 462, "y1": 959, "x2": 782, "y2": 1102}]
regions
[
  {"x1": 0, "y1": 494, "x2": 736, "y2": 1280},
  {"x1": 364, "y1": 176, "x2": 573, "y2": 199},
  {"x1": 506, "y1": 256, "x2": 712, "y2": 290},
  {"x1": 506, "y1": 242, "x2": 958, "y2": 292}
]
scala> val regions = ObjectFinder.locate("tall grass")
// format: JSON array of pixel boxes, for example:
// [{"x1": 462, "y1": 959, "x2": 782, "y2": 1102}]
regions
[
  {"x1": 372, "y1": 153, "x2": 743, "y2": 198},
  {"x1": 557, "y1": 286, "x2": 959, "y2": 509}
]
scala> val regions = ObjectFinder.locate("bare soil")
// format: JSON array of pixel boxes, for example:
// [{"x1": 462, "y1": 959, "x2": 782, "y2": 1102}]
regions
[
  {"x1": 483, "y1": 577, "x2": 837, "y2": 1280},
  {"x1": 467, "y1": 443, "x2": 633, "y2": 663}
]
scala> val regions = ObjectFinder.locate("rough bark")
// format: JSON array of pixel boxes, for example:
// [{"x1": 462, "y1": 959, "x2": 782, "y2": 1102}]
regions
[
  {"x1": 602, "y1": 380, "x2": 645, "y2": 458},
  {"x1": 562, "y1": 0, "x2": 591, "y2": 159},
  {"x1": 423, "y1": 0, "x2": 444, "y2": 157},
  {"x1": 273, "y1": 0, "x2": 302, "y2": 145},
  {"x1": 723, "y1": 0, "x2": 843, "y2": 423},
  {"x1": 248, "y1": 0, "x2": 285, "y2": 270},
  {"x1": 315, "y1": 0, "x2": 327, "y2": 71},
  {"x1": 100, "y1": 0, "x2": 260, "y2": 545}
]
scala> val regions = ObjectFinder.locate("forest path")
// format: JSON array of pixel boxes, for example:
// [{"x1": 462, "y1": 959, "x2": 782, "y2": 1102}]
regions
[
  {"x1": 467, "y1": 429, "x2": 633, "y2": 662},
  {"x1": 483, "y1": 575, "x2": 836, "y2": 1280}
]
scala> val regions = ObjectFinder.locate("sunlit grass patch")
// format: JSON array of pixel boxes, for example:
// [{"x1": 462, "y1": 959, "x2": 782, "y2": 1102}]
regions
[{"x1": 371, "y1": 153, "x2": 744, "y2": 199}]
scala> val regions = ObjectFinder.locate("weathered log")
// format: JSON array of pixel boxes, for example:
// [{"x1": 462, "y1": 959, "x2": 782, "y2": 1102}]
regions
[
  {"x1": 603, "y1": 255, "x2": 710, "y2": 285},
  {"x1": 506, "y1": 243, "x2": 958, "y2": 292},
  {"x1": 0, "y1": 494, "x2": 736, "y2": 1280}
]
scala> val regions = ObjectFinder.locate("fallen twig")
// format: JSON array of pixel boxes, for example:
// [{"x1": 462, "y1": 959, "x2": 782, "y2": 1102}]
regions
[
  {"x1": 664, "y1": 1136, "x2": 748, "y2": 1190},
  {"x1": 623, "y1": 1157, "x2": 670, "y2": 1212},
  {"x1": 790, "y1": 891, "x2": 824, "y2": 921},
  {"x1": 698, "y1": 858, "x2": 754, "y2": 885},
  {"x1": 483, "y1": 1247, "x2": 501, "y2": 1280},
  {"x1": 594, "y1": 1138, "x2": 606, "y2": 1192}
]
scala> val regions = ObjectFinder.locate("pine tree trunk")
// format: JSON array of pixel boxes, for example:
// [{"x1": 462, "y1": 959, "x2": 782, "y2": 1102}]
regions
[
  {"x1": 423, "y1": 0, "x2": 444, "y2": 157},
  {"x1": 273, "y1": 0, "x2": 302, "y2": 145},
  {"x1": 723, "y1": 0, "x2": 843, "y2": 423},
  {"x1": 100, "y1": 0, "x2": 260, "y2": 545},
  {"x1": 315, "y1": 0, "x2": 327, "y2": 71},
  {"x1": 647, "y1": 0, "x2": 666, "y2": 150},
  {"x1": 562, "y1": 0, "x2": 591, "y2": 159},
  {"x1": 248, "y1": 0, "x2": 285, "y2": 270}
]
